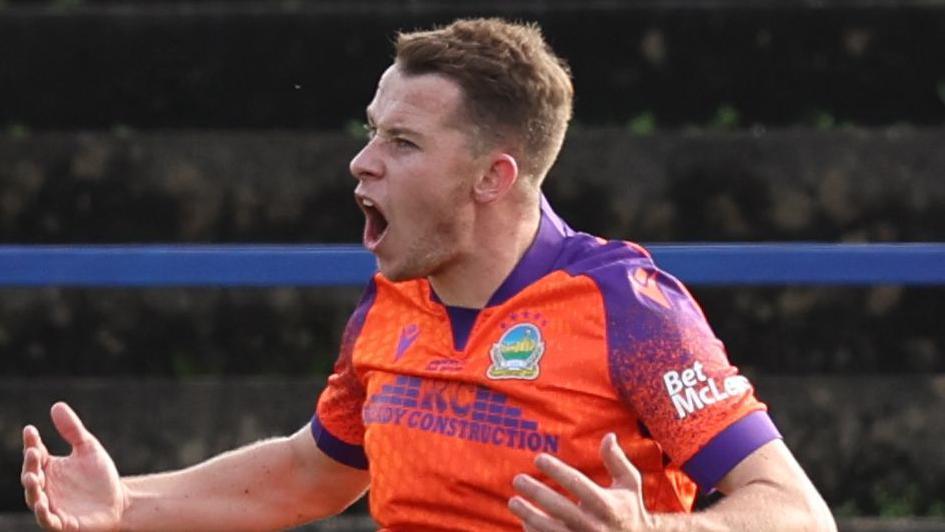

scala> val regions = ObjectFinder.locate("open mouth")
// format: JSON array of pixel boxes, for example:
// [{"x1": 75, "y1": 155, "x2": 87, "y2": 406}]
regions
[{"x1": 361, "y1": 199, "x2": 389, "y2": 251}]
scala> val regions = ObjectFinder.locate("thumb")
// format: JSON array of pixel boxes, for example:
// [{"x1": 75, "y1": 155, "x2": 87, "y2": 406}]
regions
[
  {"x1": 600, "y1": 433, "x2": 643, "y2": 490},
  {"x1": 50, "y1": 402, "x2": 93, "y2": 449}
]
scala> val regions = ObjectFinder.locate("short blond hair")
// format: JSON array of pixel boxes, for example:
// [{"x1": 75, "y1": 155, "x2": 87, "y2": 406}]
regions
[{"x1": 395, "y1": 18, "x2": 574, "y2": 183}]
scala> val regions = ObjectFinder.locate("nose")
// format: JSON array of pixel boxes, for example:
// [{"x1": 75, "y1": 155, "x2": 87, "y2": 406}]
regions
[{"x1": 349, "y1": 139, "x2": 383, "y2": 182}]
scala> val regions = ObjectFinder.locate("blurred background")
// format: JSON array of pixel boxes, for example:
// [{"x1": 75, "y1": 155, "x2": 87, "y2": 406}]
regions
[{"x1": 1, "y1": 0, "x2": 944, "y2": 530}]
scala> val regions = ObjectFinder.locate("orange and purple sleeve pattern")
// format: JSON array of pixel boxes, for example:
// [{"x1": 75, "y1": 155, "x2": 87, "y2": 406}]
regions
[
  {"x1": 310, "y1": 279, "x2": 377, "y2": 469},
  {"x1": 577, "y1": 243, "x2": 781, "y2": 491}
]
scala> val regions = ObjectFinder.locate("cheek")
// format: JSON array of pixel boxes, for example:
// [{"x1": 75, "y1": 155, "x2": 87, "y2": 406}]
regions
[
  {"x1": 388, "y1": 155, "x2": 474, "y2": 225},
  {"x1": 399, "y1": 174, "x2": 459, "y2": 210},
  {"x1": 387, "y1": 180, "x2": 441, "y2": 234}
]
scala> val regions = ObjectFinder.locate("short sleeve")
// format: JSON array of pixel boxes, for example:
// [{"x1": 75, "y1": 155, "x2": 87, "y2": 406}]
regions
[
  {"x1": 311, "y1": 279, "x2": 377, "y2": 470},
  {"x1": 589, "y1": 257, "x2": 781, "y2": 491}
]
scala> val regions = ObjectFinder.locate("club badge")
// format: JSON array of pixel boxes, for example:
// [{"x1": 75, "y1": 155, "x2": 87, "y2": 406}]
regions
[{"x1": 487, "y1": 322, "x2": 545, "y2": 380}]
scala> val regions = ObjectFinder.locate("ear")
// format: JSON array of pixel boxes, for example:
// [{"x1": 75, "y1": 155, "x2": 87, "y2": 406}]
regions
[{"x1": 473, "y1": 153, "x2": 519, "y2": 204}]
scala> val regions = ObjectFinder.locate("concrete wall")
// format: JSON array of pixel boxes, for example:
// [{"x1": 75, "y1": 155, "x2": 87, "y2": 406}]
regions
[{"x1": 4, "y1": 128, "x2": 943, "y2": 243}]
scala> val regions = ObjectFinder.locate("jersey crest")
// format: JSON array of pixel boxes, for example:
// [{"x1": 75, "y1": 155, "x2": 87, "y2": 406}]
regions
[{"x1": 487, "y1": 322, "x2": 545, "y2": 380}]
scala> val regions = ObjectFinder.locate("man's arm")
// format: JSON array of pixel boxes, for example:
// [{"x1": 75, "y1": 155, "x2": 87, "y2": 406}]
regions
[
  {"x1": 509, "y1": 434, "x2": 835, "y2": 532},
  {"x1": 654, "y1": 438, "x2": 835, "y2": 531},
  {"x1": 22, "y1": 402, "x2": 369, "y2": 531},
  {"x1": 122, "y1": 425, "x2": 369, "y2": 531}
]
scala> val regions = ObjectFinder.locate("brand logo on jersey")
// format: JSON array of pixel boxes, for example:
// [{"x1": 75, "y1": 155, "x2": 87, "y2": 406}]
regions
[
  {"x1": 425, "y1": 358, "x2": 463, "y2": 372},
  {"x1": 363, "y1": 376, "x2": 559, "y2": 454},
  {"x1": 487, "y1": 322, "x2": 545, "y2": 380},
  {"x1": 629, "y1": 267, "x2": 671, "y2": 310},
  {"x1": 663, "y1": 361, "x2": 751, "y2": 419},
  {"x1": 394, "y1": 324, "x2": 420, "y2": 361}
]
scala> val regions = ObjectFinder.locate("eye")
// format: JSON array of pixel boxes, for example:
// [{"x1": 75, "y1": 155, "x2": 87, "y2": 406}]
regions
[{"x1": 392, "y1": 137, "x2": 417, "y2": 149}]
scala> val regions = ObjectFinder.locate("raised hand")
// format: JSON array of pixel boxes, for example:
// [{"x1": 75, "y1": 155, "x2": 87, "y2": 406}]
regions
[
  {"x1": 509, "y1": 433, "x2": 653, "y2": 531},
  {"x1": 21, "y1": 402, "x2": 127, "y2": 531}
]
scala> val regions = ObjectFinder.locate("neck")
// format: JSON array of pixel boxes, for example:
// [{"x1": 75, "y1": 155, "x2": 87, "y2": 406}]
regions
[{"x1": 428, "y1": 197, "x2": 541, "y2": 309}]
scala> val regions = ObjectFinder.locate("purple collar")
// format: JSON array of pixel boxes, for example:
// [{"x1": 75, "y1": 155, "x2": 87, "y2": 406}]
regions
[
  {"x1": 485, "y1": 195, "x2": 574, "y2": 306},
  {"x1": 433, "y1": 197, "x2": 573, "y2": 351},
  {"x1": 428, "y1": 196, "x2": 573, "y2": 309}
]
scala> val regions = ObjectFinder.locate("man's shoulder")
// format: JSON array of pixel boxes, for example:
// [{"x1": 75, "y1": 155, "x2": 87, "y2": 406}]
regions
[
  {"x1": 359, "y1": 274, "x2": 439, "y2": 317},
  {"x1": 341, "y1": 275, "x2": 429, "y2": 331},
  {"x1": 556, "y1": 232, "x2": 655, "y2": 278},
  {"x1": 557, "y1": 234, "x2": 706, "y2": 323},
  {"x1": 369, "y1": 274, "x2": 431, "y2": 299}
]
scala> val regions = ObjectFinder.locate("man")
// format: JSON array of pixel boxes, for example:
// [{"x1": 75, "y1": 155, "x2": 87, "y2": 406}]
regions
[{"x1": 21, "y1": 18, "x2": 835, "y2": 531}]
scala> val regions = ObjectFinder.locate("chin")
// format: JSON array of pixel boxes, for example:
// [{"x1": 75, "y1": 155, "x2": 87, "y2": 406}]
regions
[
  {"x1": 379, "y1": 269, "x2": 415, "y2": 283},
  {"x1": 376, "y1": 253, "x2": 442, "y2": 283},
  {"x1": 376, "y1": 259, "x2": 425, "y2": 283}
]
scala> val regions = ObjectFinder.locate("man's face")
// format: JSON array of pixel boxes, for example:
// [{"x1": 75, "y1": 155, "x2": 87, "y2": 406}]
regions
[{"x1": 350, "y1": 65, "x2": 485, "y2": 282}]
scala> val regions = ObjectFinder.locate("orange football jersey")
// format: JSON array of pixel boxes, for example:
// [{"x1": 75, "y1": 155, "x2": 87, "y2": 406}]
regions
[{"x1": 312, "y1": 198, "x2": 780, "y2": 530}]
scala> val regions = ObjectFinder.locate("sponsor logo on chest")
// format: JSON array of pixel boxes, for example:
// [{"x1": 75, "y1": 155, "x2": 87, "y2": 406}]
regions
[{"x1": 363, "y1": 376, "x2": 560, "y2": 453}]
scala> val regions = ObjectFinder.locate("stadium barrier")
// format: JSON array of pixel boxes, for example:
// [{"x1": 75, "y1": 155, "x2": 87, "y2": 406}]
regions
[{"x1": 2, "y1": 243, "x2": 944, "y2": 286}]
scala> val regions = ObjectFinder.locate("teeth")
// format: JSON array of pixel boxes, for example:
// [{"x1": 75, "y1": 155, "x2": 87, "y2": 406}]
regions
[{"x1": 363, "y1": 199, "x2": 374, "y2": 207}]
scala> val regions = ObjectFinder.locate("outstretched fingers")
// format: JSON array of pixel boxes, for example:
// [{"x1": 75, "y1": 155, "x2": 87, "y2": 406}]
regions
[
  {"x1": 22, "y1": 447, "x2": 43, "y2": 484},
  {"x1": 508, "y1": 494, "x2": 571, "y2": 532},
  {"x1": 22, "y1": 469, "x2": 44, "y2": 510},
  {"x1": 23, "y1": 425, "x2": 49, "y2": 457},
  {"x1": 50, "y1": 402, "x2": 93, "y2": 450},
  {"x1": 22, "y1": 436, "x2": 45, "y2": 476},
  {"x1": 599, "y1": 433, "x2": 643, "y2": 490},
  {"x1": 34, "y1": 498, "x2": 64, "y2": 531},
  {"x1": 23, "y1": 465, "x2": 63, "y2": 530},
  {"x1": 22, "y1": 426, "x2": 49, "y2": 510},
  {"x1": 22, "y1": 411, "x2": 76, "y2": 531},
  {"x1": 23, "y1": 425, "x2": 49, "y2": 475}
]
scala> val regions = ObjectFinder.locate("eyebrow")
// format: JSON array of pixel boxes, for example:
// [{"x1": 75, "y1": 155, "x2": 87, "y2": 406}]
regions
[{"x1": 365, "y1": 108, "x2": 425, "y2": 140}]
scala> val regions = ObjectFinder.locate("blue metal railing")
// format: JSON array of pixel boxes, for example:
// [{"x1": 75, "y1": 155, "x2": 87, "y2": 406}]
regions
[{"x1": 1, "y1": 243, "x2": 943, "y2": 287}]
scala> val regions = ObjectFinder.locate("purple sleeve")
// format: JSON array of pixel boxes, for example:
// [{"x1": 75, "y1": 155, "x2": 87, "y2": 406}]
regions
[
  {"x1": 311, "y1": 279, "x2": 376, "y2": 469},
  {"x1": 683, "y1": 411, "x2": 782, "y2": 491},
  {"x1": 572, "y1": 244, "x2": 780, "y2": 488},
  {"x1": 310, "y1": 416, "x2": 368, "y2": 470}
]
